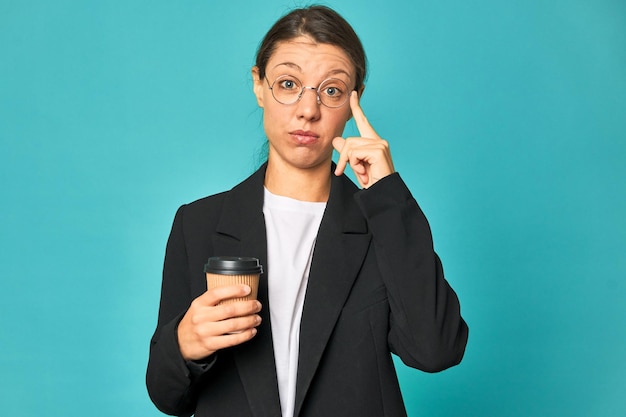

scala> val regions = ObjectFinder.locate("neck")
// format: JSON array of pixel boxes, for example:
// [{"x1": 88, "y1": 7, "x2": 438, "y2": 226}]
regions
[{"x1": 264, "y1": 159, "x2": 332, "y2": 202}]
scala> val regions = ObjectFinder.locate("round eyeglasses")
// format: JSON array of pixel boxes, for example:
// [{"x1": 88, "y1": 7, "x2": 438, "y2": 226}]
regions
[{"x1": 265, "y1": 75, "x2": 351, "y2": 108}]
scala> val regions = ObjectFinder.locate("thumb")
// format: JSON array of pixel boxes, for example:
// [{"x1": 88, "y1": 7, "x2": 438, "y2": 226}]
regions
[
  {"x1": 332, "y1": 137, "x2": 348, "y2": 176},
  {"x1": 332, "y1": 136, "x2": 345, "y2": 152}
]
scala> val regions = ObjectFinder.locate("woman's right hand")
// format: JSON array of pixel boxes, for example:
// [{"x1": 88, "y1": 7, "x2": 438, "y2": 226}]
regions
[{"x1": 177, "y1": 285, "x2": 262, "y2": 361}]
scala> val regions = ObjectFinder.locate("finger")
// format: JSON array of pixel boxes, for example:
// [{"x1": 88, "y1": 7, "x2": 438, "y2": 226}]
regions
[
  {"x1": 211, "y1": 300, "x2": 262, "y2": 322},
  {"x1": 190, "y1": 323, "x2": 259, "y2": 359},
  {"x1": 207, "y1": 326, "x2": 259, "y2": 351},
  {"x1": 213, "y1": 313, "x2": 262, "y2": 335},
  {"x1": 344, "y1": 146, "x2": 370, "y2": 187},
  {"x1": 202, "y1": 284, "x2": 252, "y2": 306},
  {"x1": 340, "y1": 138, "x2": 395, "y2": 187},
  {"x1": 334, "y1": 137, "x2": 372, "y2": 185},
  {"x1": 332, "y1": 136, "x2": 349, "y2": 176},
  {"x1": 350, "y1": 91, "x2": 378, "y2": 139}
]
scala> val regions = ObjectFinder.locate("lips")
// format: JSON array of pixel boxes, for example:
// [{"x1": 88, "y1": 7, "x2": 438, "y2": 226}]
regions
[{"x1": 290, "y1": 130, "x2": 320, "y2": 145}]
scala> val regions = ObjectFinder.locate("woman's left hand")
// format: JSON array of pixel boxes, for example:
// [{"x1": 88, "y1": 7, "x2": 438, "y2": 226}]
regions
[{"x1": 332, "y1": 91, "x2": 395, "y2": 188}]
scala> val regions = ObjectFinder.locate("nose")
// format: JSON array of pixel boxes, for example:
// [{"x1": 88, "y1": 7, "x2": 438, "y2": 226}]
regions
[{"x1": 296, "y1": 87, "x2": 321, "y2": 120}]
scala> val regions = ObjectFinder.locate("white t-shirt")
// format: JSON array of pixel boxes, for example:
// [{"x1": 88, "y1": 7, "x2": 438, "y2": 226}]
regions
[{"x1": 262, "y1": 187, "x2": 326, "y2": 417}]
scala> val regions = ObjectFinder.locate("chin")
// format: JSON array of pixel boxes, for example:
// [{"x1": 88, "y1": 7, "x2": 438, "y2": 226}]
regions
[{"x1": 289, "y1": 152, "x2": 333, "y2": 171}]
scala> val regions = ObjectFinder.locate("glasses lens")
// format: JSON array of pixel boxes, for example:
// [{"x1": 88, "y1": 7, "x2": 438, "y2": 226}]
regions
[
  {"x1": 271, "y1": 75, "x2": 303, "y2": 105},
  {"x1": 318, "y1": 78, "x2": 349, "y2": 108}
]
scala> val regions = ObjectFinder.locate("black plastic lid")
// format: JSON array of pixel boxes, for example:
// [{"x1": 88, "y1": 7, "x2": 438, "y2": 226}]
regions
[{"x1": 204, "y1": 256, "x2": 263, "y2": 275}]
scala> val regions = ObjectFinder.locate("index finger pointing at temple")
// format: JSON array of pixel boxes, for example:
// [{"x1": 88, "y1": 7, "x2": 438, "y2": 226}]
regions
[{"x1": 350, "y1": 91, "x2": 378, "y2": 139}]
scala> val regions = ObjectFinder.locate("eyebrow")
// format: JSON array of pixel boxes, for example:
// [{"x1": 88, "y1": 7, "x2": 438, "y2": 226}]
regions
[
  {"x1": 273, "y1": 62, "x2": 302, "y2": 71},
  {"x1": 272, "y1": 62, "x2": 352, "y2": 79}
]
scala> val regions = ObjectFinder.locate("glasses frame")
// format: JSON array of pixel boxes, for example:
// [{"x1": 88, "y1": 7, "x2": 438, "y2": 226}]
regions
[{"x1": 265, "y1": 75, "x2": 352, "y2": 108}]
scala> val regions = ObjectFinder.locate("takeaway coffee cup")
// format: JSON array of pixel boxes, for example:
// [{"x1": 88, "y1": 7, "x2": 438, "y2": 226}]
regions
[{"x1": 204, "y1": 256, "x2": 263, "y2": 305}]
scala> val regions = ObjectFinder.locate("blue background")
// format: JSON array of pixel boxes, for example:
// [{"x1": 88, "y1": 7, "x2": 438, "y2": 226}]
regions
[{"x1": 1, "y1": 1, "x2": 625, "y2": 416}]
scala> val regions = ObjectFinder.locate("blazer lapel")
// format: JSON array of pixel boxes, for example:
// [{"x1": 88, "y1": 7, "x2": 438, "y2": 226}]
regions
[
  {"x1": 212, "y1": 164, "x2": 282, "y2": 417},
  {"x1": 293, "y1": 173, "x2": 372, "y2": 417}
]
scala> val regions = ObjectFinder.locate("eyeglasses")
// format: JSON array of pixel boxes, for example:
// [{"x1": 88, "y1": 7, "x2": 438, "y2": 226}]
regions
[{"x1": 265, "y1": 75, "x2": 351, "y2": 108}]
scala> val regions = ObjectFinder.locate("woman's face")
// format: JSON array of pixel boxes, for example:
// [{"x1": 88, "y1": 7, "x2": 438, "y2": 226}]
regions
[{"x1": 253, "y1": 36, "x2": 355, "y2": 172}]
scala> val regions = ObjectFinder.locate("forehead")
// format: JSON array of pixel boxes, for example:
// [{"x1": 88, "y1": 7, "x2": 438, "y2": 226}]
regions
[{"x1": 267, "y1": 36, "x2": 354, "y2": 79}]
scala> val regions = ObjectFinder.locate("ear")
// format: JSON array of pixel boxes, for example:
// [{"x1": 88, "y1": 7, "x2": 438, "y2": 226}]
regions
[{"x1": 252, "y1": 66, "x2": 264, "y2": 108}]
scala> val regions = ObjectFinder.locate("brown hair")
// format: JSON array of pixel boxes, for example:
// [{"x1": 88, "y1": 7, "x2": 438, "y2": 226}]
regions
[{"x1": 255, "y1": 5, "x2": 367, "y2": 92}]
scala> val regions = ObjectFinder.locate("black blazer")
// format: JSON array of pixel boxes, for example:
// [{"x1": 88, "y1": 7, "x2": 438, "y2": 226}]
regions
[{"x1": 146, "y1": 164, "x2": 468, "y2": 417}]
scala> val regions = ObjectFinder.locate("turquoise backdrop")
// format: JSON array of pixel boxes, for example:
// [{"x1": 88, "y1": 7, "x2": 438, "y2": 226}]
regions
[{"x1": 1, "y1": 1, "x2": 624, "y2": 416}]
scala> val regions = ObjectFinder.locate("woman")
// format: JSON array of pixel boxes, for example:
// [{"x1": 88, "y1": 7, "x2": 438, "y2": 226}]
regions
[{"x1": 147, "y1": 6, "x2": 468, "y2": 417}]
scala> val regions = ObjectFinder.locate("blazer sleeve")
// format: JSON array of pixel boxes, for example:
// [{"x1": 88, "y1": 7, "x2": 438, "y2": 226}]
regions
[
  {"x1": 354, "y1": 173, "x2": 469, "y2": 372},
  {"x1": 146, "y1": 205, "x2": 211, "y2": 416}
]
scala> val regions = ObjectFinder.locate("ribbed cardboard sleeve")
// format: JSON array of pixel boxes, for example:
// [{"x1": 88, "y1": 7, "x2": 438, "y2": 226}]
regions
[{"x1": 205, "y1": 273, "x2": 260, "y2": 305}]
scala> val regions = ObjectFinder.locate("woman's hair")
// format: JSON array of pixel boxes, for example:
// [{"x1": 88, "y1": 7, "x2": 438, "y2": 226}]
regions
[{"x1": 255, "y1": 5, "x2": 367, "y2": 92}]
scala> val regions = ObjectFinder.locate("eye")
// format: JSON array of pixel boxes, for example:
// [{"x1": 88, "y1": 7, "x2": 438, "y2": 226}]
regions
[
  {"x1": 320, "y1": 79, "x2": 347, "y2": 100},
  {"x1": 324, "y1": 86, "x2": 340, "y2": 96},
  {"x1": 276, "y1": 77, "x2": 300, "y2": 91}
]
